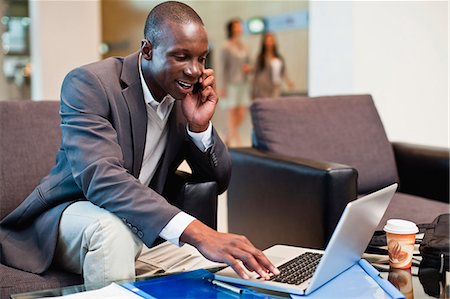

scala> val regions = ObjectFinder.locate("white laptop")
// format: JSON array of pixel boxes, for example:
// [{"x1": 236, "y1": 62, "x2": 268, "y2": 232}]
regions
[{"x1": 214, "y1": 183, "x2": 397, "y2": 295}]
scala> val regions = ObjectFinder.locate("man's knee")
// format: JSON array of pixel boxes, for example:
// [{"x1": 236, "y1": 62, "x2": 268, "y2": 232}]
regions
[{"x1": 84, "y1": 211, "x2": 143, "y2": 259}]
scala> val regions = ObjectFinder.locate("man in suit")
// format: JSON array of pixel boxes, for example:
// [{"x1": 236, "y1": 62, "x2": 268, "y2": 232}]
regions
[{"x1": 0, "y1": 1, "x2": 279, "y2": 288}]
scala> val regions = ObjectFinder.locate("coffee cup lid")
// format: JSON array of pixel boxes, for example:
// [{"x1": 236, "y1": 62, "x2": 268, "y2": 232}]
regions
[{"x1": 383, "y1": 219, "x2": 418, "y2": 234}]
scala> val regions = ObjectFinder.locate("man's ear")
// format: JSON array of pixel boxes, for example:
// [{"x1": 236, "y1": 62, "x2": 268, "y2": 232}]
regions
[{"x1": 141, "y1": 39, "x2": 153, "y2": 60}]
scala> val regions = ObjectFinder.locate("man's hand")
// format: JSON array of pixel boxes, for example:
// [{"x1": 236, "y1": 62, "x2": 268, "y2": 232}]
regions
[
  {"x1": 182, "y1": 68, "x2": 218, "y2": 133},
  {"x1": 181, "y1": 220, "x2": 280, "y2": 279}
]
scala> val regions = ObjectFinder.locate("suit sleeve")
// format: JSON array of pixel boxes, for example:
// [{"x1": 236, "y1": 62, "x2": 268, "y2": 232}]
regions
[
  {"x1": 60, "y1": 67, "x2": 181, "y2": 246},
  {"x1": 184, "y1": 126, "x2": 232, "y2": 195}
]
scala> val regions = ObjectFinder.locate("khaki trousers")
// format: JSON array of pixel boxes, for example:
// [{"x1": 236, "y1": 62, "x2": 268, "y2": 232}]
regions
[{"x1": 54, "y1": 201, "x2": 224, "y2": 290}]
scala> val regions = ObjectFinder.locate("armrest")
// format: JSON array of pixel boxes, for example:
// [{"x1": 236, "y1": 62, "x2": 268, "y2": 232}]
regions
[
  {"x1": 228, "y1": 147, "x2": 357, "y2": 249},
  {"x1": 393, "y1": 142, "x2": 449, "y2": 203},
  {"x1": 163, "y1": 170, "x2": 218, "y2": 230}
]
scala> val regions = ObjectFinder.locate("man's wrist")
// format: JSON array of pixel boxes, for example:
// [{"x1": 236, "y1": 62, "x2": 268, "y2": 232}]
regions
[
  {"x1": 187, "y1": 122, "x2": 213, "y2": 152},
  {"x1": 188, "y1": 123, "x2": 209, "y2": 133},
  {"x1": 180, "y1": 219, "x2": 210, "y2": 247}
]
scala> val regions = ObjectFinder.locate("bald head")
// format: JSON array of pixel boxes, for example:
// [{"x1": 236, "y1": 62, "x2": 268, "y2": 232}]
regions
[{"x1": 144, "y1": 1, "x2": 204, "y2": 47}]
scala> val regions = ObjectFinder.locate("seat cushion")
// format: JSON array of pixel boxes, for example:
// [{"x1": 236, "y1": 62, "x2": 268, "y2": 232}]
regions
[
  {"x1": 0, "y1": 264, "x2": 82, "y2": 298},
  {"x1": 251, "y1": 95, "x2": 399, "y2": 194},
  {"x1": 376, "y1": 192, "x2": 450, "y2": 230}
]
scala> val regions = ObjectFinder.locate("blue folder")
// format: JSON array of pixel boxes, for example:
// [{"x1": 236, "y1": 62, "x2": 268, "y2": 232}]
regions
[
  {"x1": 121, "y1": 259, "x2": 405, "y2": 299},
  {"x1": 121, "y1": 269, "x2": 269, "y2": 299}
]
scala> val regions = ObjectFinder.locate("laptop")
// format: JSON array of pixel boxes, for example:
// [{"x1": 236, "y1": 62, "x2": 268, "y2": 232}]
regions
[{"x1": 214, "y1": 183, "x2": 397, "y2": 295}]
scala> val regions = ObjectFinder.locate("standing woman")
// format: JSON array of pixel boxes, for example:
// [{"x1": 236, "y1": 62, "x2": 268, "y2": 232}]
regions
[
  {"x1": 220, "y1": 18, "x2": 251, "y2": 147},
  {"x1": 252, "y1": 32, "x2": 294, "y2": 99}
]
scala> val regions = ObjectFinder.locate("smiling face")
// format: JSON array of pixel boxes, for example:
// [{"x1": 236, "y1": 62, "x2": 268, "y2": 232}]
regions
[{"x1": 141, "y1": 20, "x2": 209, "y2": 102}]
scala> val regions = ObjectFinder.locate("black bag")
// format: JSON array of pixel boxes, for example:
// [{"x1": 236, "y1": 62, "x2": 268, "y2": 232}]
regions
[{"x1": 419, "y1": 213, "x2": 449, "y2": 273}]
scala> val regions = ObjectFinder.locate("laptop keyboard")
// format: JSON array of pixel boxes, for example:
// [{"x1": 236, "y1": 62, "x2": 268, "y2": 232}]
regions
[{"x1": 270, "y1": 252, "x2": 323, "y2": 285}]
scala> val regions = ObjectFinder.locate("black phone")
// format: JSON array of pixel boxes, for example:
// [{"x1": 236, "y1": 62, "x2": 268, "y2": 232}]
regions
[{"x1": 193, "y1": 82, "x2": 202, "y2": 94}]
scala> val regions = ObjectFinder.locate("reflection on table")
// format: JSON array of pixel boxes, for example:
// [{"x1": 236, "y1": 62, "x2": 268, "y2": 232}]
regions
[{"x1": 364, "y1": 250, "x2": 448, "y2": 299}]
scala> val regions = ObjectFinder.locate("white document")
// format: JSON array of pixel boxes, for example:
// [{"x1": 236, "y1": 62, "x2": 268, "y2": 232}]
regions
[{"x1": 37, "y1": 283, "x2": 142, "y2": 299}]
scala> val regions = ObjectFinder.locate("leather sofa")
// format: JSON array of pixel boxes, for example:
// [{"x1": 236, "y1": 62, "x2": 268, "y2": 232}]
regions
[
  {"x1": 227, "y1": 95, "x2": 449, "y2": 250},
  {"x1": 0, "y1": 100, "x2": 219, "y2": 298}
]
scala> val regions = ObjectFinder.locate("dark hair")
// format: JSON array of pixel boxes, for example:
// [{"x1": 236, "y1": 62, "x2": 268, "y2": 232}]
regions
[
  {"x1": 256, "y1": 32, "x2": 285, "y2": 74},
  {"x1": 226, "y1": 18, "x2": 241, "y2": 39},
  {"x1": 144, "y1": 1, "x2": 204, "y2": 47}
]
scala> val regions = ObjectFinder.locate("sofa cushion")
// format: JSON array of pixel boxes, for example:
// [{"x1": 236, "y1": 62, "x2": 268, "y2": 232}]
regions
[
  {"x1": 0, "y1": 101, "x2": 61, "y2": 219},
  {"x1": 0, "y1": 264, "x2": 82, "y2": 298},
  {"x1": 376, "y1": 192, "x2": 450, "y2": 231},
  {"x1": 251, "y1": 95, "x2": 399, "y2": 194}
]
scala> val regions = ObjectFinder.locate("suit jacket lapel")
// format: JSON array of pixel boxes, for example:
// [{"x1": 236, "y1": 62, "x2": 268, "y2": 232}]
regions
[{"x1": 121, "y1": 52, "x2": 147, "y2": 178}]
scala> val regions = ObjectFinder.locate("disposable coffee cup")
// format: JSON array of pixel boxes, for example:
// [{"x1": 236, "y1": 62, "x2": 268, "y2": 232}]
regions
[{"x1": 384, "y1": 219, "x2": 418, "y2": 269}]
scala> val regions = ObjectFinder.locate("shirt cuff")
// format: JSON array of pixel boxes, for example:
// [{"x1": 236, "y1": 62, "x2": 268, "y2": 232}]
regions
[
  {"x1": 187, "y1": 121, "x2": 213, "y2": 152},
  {"x1": 159, "y1": 212, "x2": 196, "y2": 247}
]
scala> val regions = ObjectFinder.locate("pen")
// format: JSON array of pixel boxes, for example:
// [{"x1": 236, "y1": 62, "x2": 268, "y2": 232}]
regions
[{"x1": 208, "y1": 279, "x2": 243, "y2": 294}]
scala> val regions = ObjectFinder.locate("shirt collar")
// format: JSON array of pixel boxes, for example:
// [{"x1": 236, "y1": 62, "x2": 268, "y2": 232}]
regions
[{"x1": 139, "y1": 53, "x2": 175, "y2": 120}]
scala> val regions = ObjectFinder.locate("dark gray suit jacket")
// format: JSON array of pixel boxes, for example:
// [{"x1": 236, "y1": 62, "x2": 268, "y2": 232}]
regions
[{"x1": 0, "y1": 52, "x2": 231, "y2": 274}]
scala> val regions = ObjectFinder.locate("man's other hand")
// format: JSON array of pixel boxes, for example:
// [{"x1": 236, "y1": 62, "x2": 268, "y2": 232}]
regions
[{"x1": 180, "y1": 220, "x2": 280, "y2": 279}]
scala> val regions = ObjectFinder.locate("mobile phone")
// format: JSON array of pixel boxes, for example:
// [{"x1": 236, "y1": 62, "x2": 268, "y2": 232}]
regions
[{"x1": 193, "y1": 82, "x2": 202, "y2": 94}]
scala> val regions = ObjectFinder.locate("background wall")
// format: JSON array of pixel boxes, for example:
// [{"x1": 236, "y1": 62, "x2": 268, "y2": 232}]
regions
[
  {"x1": 309, "y1": 1, "x2": 448, "y2": 148},
  {"x1": 0, "y1": 0, "x2": 31, "y2": 100},
  {"x1": 29, "y1": 0, "x2": 101, "y2": 101},
  {"x1": 0, "y1": 0, "x2": 8, "y2": 100}
]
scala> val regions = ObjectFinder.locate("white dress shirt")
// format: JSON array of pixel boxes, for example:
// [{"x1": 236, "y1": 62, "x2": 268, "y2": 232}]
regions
[{"x1": 138, "y1": 54, "x2": 213, "y2": 246}]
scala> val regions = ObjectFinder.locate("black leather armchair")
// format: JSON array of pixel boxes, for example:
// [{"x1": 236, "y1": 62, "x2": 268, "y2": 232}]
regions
[
  {"x1": 0, "y1": 101, "x2": 219, "y2": 298},
  {"x1": 228, "y1": 148, "x2": 357, "y2": 249},
  {"x1": 227, "y1": 95, "x2": 449, "y2": 250},
  {"x1": 164, "y1": 170, "x2": 218, "y2": 230},
  {"x1": 392, "y1": 142, "x2": 449, "y2": 203}
]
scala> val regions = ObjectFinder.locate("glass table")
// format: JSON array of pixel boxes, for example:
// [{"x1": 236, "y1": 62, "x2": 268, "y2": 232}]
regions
[
  {"x1": 10, "y1": 271, "x2": 174, "y2": 299},
  {"x1": 364, "y1": 230, "x2": 449, "y2": 299},
  {"x1": 369, "y1": 257, "x2": 449, "y2": 299},
  {"x1": 11, "y1": 259, "x2": 448, "y2": 299}
]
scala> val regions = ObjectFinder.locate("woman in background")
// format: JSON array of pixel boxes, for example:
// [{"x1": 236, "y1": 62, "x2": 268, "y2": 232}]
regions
[
  {"x1": 220, "y1": 18, "x2": 251, "y2": 147},
  {"x1": 252, "y1": 32, "x2": 294, "y2": 99}
]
